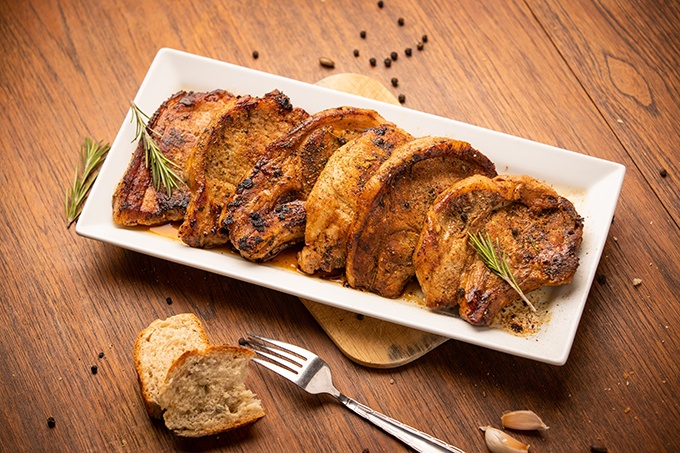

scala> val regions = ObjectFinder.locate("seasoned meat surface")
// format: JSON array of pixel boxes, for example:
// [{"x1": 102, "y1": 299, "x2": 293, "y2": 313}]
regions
[
  {"x1": 112, "y1": 90, "x2": 236, "y2": 226},
  {"x1": 298, "y1": 124, "x2": 414, "y2": 274},
  {"x1": 345, "y1": 137, "x2": 497, "y2": 298},
  {"x1": 414, "y1": 174, "x2": 583, "y2": 326},
  {"x1": 178, "y1": 90, "x2": 309, "y2": 248},
  {"x1": 223, "y1": 107, "x2": 387, "y2": 262}
]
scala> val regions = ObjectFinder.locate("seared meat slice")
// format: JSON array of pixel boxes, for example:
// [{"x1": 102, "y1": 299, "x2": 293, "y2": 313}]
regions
[
  {"x1": 298, "y1": 124, "x2": 414, "y2": 274},
  {"x1": 414, "y1": 174, "x2": 584, "y2": 326},
  {"x1": 178, "y1": 90, "x2": 309, "y2": 248},
  {"x1": 223, "y1": 107, "x2": 387, "y2": 262},
  {"x1": 345, "y1": 137, "x2": 497, "y2": 298},
  {"x1": 112, "y1": 90, "x2": 236, "y2": 226}
]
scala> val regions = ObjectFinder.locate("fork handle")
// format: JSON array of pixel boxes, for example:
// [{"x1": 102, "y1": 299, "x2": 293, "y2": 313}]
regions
[{"x1": 337, "y1": 394, "x2": 466, "y2": 453}]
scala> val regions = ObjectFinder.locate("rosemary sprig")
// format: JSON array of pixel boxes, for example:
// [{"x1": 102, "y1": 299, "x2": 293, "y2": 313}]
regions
[
  {"x1": 129, "y1": 101, "x2": 183, "y2": 197},
  {"x1": 468, "y1": 231, "x2": 536, "y2": 312},
  {"x1": 65, "y1": 137, "x2": 110, "y2": 228}
]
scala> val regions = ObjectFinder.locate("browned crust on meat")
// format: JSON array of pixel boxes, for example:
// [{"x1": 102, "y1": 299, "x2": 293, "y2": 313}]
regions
[
  {"x1": 222, "y1": 107, "x2": 387, "y2": 262},
  {"x1": 178, "y1": 90, "x2": 309, "y2": 248},
  {"x1": 298, "y1": 124, "x2": 414, "y2": 274},
  {"x1": 345, "y1": 137, "x2": 497, "y2": 298},
  {"x1": 414, "y1": 174, "x2": 584, "y2": 326},
  {"x1": 112, "y1": 90, "x2": 235, "y2": 226}
]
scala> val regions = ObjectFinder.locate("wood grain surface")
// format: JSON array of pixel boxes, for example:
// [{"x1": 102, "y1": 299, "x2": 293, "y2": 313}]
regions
[{"x1": 1, "y1": 0, "x2": 678, "y2": 452}]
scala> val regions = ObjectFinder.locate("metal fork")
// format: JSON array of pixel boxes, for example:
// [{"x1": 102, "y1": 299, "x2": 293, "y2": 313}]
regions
[{"x1": 243, "y1": 334, "x2": 466, "y2": 453}]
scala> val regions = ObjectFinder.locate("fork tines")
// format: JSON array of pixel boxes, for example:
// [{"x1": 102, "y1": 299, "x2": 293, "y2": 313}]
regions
[{"x1": 243, "y1": 334, "x2": 309, "y2": 380}]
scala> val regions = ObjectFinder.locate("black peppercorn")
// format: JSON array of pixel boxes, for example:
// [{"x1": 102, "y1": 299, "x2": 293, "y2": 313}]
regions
[
  {"x1": 405, "y1": 47, "x2": 412, "y2": 56},
  {"x1": 357, "y1": 314, "x2": 365, "y2": 320},
  {"x1": 391, "y1": 77, "x2": 398, "y2": 87},
  {"x1": 47, "y1": 417, "x2": 56, "y2": 428},
  {"x1": 238, "y1": 337, "x2": 247, "y2": 346},
  {"x1": 252, "y1": 50, "x2": 259, "y2": 59},
  {"x1": 422, "y1": 34, "x2": 428, "y2": 43},
  {"x1": 360, "y1": 30, "x2": 367, "y2": 39},
  {"x1": 91, "y1": 365, "x2": 98, "y2": 375},
  {"x1": 353, "y1": 49, "x2": 360, "y2": 57},
  {"x1": 166, "y1": 296, "x2": 172, "y2": 305},
  {"x1": 398, "y1": 17, "x2": 405, "y2": 26},
  {"x1": 660, "y1": 168, "x2": 668, "y2": 177},
  {"x1": 98, "y1": 352, "x2": 105, "y2": 359},
  {"x1": 369, "y1": 57, "x2": 377, "y2": 67},
  {"x1": 417, "y1": 42, "x2": 424, "y2": 50},
  {"x1": 384, "y1": 58, "x2": 391, "y2": 67},
  {"x1": 596, "y1": 274, "x2": 607, "y2": 285},
  {"x1": 377, "y1": 0, "x2": 384, "y2": 7},
  {"x1": 390, "y1": 51, "x2": 398, "y2": 61},
  {"x1": 398, "y1": 94, "x2": 405, "y2": 104}
]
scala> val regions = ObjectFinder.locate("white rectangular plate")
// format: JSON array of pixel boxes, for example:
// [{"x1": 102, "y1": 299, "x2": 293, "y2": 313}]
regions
[{"x1": 77, "y1": 48, "x2": 625, "y2": 365}]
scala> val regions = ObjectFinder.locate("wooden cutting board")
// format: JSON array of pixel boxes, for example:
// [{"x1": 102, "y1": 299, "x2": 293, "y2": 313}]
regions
[{"x1": 300, "y1": 73, "x2": 449, "y2": 368}]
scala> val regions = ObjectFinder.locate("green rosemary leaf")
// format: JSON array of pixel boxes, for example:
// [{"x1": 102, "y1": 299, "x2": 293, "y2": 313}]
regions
[
  {"x1": 129, "y1": 101, "x2": 183, "y2": 197},
  {"x1": 468, "y1": 231, "x2": 536, "y2": 312},
  {"x1": 65, "y1": 137, "x2": 110, "y2": 228}
]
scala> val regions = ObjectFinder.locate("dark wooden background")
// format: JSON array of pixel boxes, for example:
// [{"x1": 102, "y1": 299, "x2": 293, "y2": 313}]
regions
[{"x1": 1, "y1": 0, "x2": 678, "y2": 451}]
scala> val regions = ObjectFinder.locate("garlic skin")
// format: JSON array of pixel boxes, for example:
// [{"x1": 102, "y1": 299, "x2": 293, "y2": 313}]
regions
[
  {"x1": 501, "y1": 410, "x2": 549, "y2": 431},
  {"x1": 480, "y1": 426, "x2": 530, "y2": 452}
]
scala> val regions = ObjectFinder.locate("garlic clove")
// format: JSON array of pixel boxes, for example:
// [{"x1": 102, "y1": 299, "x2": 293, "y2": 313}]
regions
[
  {"x1": 479, "y1": 426, "x2": 530, "y2": 453},
  {"x1": 501, "y1": 410, "x2": 549, "y2": 431}
]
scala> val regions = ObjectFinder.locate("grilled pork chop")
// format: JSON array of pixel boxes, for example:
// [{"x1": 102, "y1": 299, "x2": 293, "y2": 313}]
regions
[
  {"x1": 112, "y1": 90, "x2": 236, "y2": 226},
  {"x1": 222, "y1": 107, "x2": 387, "y2": 262},
  {"x1": 345, "y1": 137, "x2": 497, "y2": 298},
  {"x1": 414, "y1": 174, "x2": 584, "y2": 326},
  {"x1": 298, "y1": 124, "x2": 414, "y2": 274},
  {"x1": 178, "y1": 90, "x2": 309, "y2": 248}
]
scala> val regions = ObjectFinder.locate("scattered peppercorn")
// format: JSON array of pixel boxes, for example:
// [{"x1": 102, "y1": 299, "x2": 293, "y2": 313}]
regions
[
  {"x1": 319, "y1": 57, "x2": 335, "y2": 68},
  {"x1": 47, "y1": 417, "x2": 56, "y2": 428},
  {"x1": 596, "y1": 274, "x2": 607, "y2": 285},
  {"x1": 166, "y1": 296, "x2": 172, "y2": 305},
  {"x1": 398, "y1": 94, "x2": 406, "y2": 104},
  {"x1": 360, "y1": 30, "x2": 367, "y2": 39},
  {"x1": 91, "y1": 365, "x2": 98, "y2": 375},
  {"x1": 238, "y1": 337, "x2": 247, "y2": 346},
  {"x1": 98, "y1": 352, "x2": 105, "y2": 359},
  {"x1": 422, "y1": 34, "x2": 428, "y2": 43},
  {"x1": 417, "y1": 41, "x2": 424, "y2": 50},
  {"x1": 384, "y1": 58, "x2": 392, "y2": 67},
  {"x1": 390, "y1": 51, "x2": 398, "y2": 61},
  {"x1": 356, "y1": 314, "x2": 365, "y2": 320},
  {"x1": 590, "y1": 446, "x2": 608, "y2": 453},
  {"x1": 377, "y1": 0, "x2": 384, "y2": 7},
  {"x1": 353, "y1": 49, "x2": 360, "y2": 57},
  {"x1": 398, "y1": 17, "x2": 405, "y2": 26},
  {"x1": 252, "y1": 50, "x2": 259, "y2": 59},
  {"x1": 369, "y1": 57, "x2": 377, "y2": 67},
  {"x1": 391, "y1": 77, "x2": 399, "y2": 87},
  {"x1": 405, "y1": 47, "x2": 412, "y2": 56},
  {"x1": 660, "y1": 168, "x2": 668, "y2": 177}
]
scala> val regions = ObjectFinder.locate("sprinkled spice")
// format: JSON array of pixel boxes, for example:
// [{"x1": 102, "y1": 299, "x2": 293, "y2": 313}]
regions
[
  {"x1": 377, "y1": 0, "x2": 383, "y2": 7},
  {"x1": 384, "y1": 58, "x2": 392, "y2": 67},
  {"x1": 238, "y1": 337, "x2": 247, "y2": 346},
  {"x1": 590, "y1": 446, "x2": 608, "y2": 453},
  {"x1": 319, "y1": 57, "x2": 335, "y2": 68},
  {"x1": 252, "y1": 50, "x2": 259, "y2": 59},
  {"x1": 405, "y1": 47, "x2": 412, "y2": 56},
  {"x1": 360, "y1": 30, "x2": 367, "y2": 39},
  {"x1": 596, "y1": 274, "x2": 607, "y2": 285},
  {"x1": 356, "y1": 314, "x2": 365, "y2": 320},
  {"x1": 422, "y1": 34, "x2": 428, "y2": 43},
  {"x1": 98, "y1": 352, "x2": 105, "y2": 359},
  {"x1": 660, "y1": 168, "x2": 668, "y2": 177},
  {"x1": 166, "y1": 296, "x2": 173, "y2": 305},
  {"x1": 369, "y1": 57, "x2": 377, "y2": 67},
  {"x1": 417, "y1": 41, "x2": 424, "y2": 51},
  {"x1": 390, "y1": 51, "x2": 398, "y2": 61},
  {"x1": 353, "y1": 49, "x2": 360, "y2": 57},
  {"x1": 398, "y1": 17, "x2": 405, "y2": 26},
  {"x1": 391, "y1": 77, "x2": 399, "y2": 87},
  {"x1": 47, "y1": 417, "x2": 56, "y2": 428},
  {"x1": 91, "y1": 365, "x2": 98, "y2": 375},
  {"x1": 398, "y1": 94, "x2": 406, "y2": 104}
]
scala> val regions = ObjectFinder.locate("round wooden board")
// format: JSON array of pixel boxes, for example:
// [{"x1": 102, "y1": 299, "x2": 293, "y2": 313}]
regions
[{"x1": 303, "y1": 73, "x2": 449, "y2": 368}]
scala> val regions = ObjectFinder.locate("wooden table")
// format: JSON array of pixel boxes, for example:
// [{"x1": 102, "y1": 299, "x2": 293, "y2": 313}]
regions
[{"x1": 1, "y1": 0, "x2": 678, "y2": 451}]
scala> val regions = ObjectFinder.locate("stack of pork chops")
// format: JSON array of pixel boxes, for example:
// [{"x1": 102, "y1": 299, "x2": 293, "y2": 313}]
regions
[{"x1": 112, "y1": 89, "x2": 583, "y2": 326}]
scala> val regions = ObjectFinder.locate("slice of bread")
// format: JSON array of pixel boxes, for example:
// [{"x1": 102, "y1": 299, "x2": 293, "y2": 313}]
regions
[
  {"x1": 133, "y1": 313, "x2": 210, "y2": 418},
  {"x1": 159, "y1": 346, "x2": 266, "y2": 437}
]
